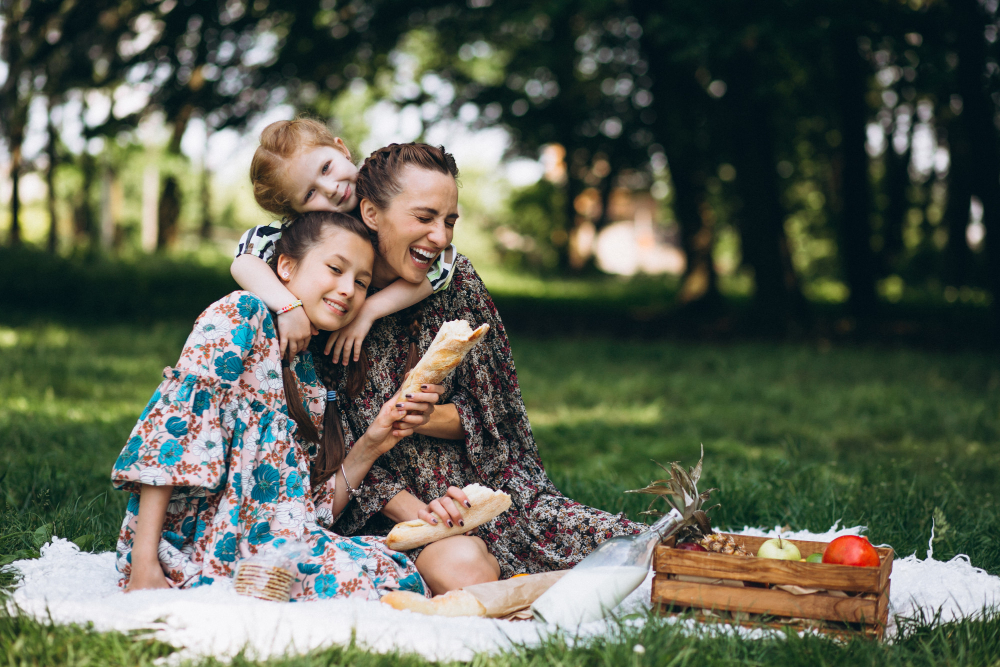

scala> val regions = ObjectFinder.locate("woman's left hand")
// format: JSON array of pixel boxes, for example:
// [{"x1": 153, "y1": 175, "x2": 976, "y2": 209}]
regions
[{"x1": 392, "y1": 383, "x2": 445, "y2": 432}]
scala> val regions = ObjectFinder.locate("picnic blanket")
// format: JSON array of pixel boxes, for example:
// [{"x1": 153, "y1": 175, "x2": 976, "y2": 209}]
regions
[{"x1": 6, "y1": 524, "x2": 1000, "y2": 663}]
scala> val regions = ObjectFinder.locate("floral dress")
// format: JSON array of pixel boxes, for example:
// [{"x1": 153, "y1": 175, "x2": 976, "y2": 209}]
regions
[
  {"x1": 110, "y1": 292, "x2": 426, "y2": 601},
  {"x1": 322, "y1": 256, "x2": 642, "y2": 578}
]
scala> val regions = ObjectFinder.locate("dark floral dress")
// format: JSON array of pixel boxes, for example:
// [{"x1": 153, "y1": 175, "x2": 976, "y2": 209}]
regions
[{"x1": 322, "y1": 256, "x2": 641, "y2": 578}]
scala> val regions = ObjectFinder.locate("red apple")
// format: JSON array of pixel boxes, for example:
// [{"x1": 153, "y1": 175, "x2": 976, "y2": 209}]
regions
[
  {"x1": 675, "y1": 542, "x2": 708, "y2": 552},
  {"x1": 822, "y1": 535, "x2": 880, "y2": 567}
]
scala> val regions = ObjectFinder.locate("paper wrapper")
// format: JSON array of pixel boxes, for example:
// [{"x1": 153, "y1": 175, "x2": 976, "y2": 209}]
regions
[{"x1": 462, "y1": 571, "x2": 568, "y2": 620}]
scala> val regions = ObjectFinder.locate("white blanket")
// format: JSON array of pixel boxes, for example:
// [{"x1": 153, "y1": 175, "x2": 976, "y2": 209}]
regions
[{"x1": 6, "y1": 525, "x2": 1000, "y2": 663}]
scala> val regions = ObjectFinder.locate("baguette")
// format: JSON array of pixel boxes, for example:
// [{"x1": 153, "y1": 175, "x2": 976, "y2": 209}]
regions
[
  {"x1": 386, "y1": 483, "x2": 512, "y2": 551},
  {"x1": 398, "y1": 320, "x2": 489, "y2": 397},
  {"x1": 381, "y1": 589, "x2": 486, "y2": 617}
]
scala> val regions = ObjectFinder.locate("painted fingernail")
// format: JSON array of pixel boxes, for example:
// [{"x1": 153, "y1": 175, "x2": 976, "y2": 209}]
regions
[
  {"x1": 405, "y1": 394, "x2": 413, "y2": 399},
  {"x1": 459, "y1": 520, "x2": 465, "y2": 527},
  {"x1": 447, "y1": 520, "x2": 454, "y2": 528},
  {"x1": 430, "y1": 518, "x2": 438, "y2": 525},
  {"x1": 421, "y1": 385, "x2": 428, "y2": 390},
  {"x1": 464, "y1": 501, "x2": 472, "y2": 508},
  {"x1": 395, "y1": 403, "x2": 403, "y2": 408}
]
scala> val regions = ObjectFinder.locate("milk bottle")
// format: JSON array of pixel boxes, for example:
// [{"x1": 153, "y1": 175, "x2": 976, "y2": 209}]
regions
[{"x1": 531, "y1": 508, "x2": 683, "y2": 626}]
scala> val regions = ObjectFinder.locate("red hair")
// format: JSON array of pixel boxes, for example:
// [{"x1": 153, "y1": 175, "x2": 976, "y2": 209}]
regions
[{"x1": 250, "y1": 119, "x2": 352, "y2": 218}]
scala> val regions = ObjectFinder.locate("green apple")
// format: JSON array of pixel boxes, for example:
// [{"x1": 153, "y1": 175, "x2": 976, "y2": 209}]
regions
[
  {"x1": 756, "y1": 537, "x2": 801, "y2": 560},
  {"x1": 806, "y1": 552, "x2": 823, "y2": 563}
]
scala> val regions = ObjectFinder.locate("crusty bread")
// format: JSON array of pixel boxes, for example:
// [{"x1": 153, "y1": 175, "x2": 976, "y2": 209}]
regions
[
  {"x1": 398, "y1": 320, "x2": 489, "y2": 397},
  {"x1": 381, "y1": 589, "x2": 487, "y2": 617},
  {"x1": 385, "y1": 483, "x2": 512, "y2": 551}
]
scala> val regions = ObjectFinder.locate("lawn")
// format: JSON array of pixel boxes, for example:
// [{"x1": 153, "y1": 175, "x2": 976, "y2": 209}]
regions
[{"x1": 1, "y1": 319, "x2": 999, "y2": 666}]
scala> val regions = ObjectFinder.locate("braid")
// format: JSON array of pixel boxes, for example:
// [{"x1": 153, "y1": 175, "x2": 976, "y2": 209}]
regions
[{"x1": 402, "y1": 306, "x2": 423, "y2": 375}]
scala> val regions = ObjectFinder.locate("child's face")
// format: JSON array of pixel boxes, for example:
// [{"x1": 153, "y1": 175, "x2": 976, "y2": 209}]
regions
[
  {"x1": 278, "y1": 227, "x2": 374, "y2": 332},
  {"x1": 285, "y1": 141, "x2": 359, "y2": 214}
]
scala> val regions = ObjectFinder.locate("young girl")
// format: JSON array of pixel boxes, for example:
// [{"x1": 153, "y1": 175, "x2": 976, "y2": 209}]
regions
[
  {"x1": 235, "y1": 118, "x2": 457, "y2": 366},
  {"x1": 111, "y1": 211, "x2": 446, "y2": 600}
]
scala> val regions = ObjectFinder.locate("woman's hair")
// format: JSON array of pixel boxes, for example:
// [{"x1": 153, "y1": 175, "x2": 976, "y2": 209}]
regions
[
  {"x1": 250, "y1": 118, "x2": 352, "y2": 219},
  {"x1": 356, "y1": 143, "x2": 459, "y2": 374},
  {"x1": 269, "y1": 210, "x2": 372, "y2": 486}
]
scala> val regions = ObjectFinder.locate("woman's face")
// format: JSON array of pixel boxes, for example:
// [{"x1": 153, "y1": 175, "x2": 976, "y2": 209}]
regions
[
  {"x1": 361, "y1": 165, "x2": 459, "y2": 286},
  {"x1": 285, "y1": 140, "x2": 359, "y2": 214},
  {"x1": 277, "y1": 227, "x2": 374, "y2": 331}
]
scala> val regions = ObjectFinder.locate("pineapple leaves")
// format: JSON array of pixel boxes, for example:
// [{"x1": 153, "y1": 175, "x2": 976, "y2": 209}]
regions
[{"x1": 625, "y1": 449, "x2": 716, "y2": 529}]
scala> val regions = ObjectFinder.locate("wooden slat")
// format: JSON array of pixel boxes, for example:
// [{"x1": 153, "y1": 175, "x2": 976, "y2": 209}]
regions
[
  {"x1": 658, "y1": 611, "x2": 882, "y2": 641},
  {"x1": 652, "y1": 576, "x2": 880, "y2": 624},
  {"x1": 877, "y1": 548, "x2": 894, "y2": 592}
]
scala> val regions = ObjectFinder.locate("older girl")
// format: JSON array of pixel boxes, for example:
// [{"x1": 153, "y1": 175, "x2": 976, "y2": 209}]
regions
[{"x1": 112, "y1": 212, "x2": 455, "y2": 600}]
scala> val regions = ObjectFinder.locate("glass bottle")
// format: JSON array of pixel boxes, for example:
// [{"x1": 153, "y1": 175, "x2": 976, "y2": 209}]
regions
[{"x1": 530, "y1": 508, "x2": 683, "y2": 626}]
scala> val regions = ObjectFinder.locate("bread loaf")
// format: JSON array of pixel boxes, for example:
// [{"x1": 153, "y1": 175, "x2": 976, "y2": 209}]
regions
[
  {"x1": 398, "y1": 320, "x2": 489, "y2": 397},
  {"x1": 386, "y1": 483, "x2": 512, "y2": 551},
  {"x1": 381, "y1": 589, "x2": 486, "y2": 617}
]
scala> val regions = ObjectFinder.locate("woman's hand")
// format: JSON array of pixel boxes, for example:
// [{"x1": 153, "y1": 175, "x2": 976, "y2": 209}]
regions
[
  {"x1": 392, "y1": 383, "x2": 445, "y2": 433},
  {"x1": 418, "y1": 486, "x2": 472, "y2": 528},
  {"x1": 278, "y1": 307, "x2": 315, "y2": 358},
  {"x1": 359, "y1": 382, "x2": 446, "y2": 457}
]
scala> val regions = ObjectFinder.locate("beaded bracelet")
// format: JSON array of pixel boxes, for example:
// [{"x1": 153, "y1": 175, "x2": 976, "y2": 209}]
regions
[
  {"x1": 341, "y1": 463, "x2": 363, "y2": 500},
  {"x1": 276, "y1": 300, "x2": 302, "y2": 316}
]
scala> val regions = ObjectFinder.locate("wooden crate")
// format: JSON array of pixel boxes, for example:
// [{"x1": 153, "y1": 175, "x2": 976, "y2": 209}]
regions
[{"x1": 652, "y1": 534, "x2": 893, "y2": 639}]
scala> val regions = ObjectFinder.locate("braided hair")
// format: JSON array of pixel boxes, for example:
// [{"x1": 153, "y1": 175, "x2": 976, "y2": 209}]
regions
[
  {"x1": 268, "y1": 210, "x2": 372, "y2": 486},
  {"x1": 355, "y1": 143, "x2": 459, "y2": 372}
]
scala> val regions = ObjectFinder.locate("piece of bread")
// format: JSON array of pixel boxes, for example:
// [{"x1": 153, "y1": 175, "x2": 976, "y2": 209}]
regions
[
  {"x1": 381, "y1": 589, "x2": 487, "y2": 617},
  {"x1": 385, "y1": 483, "x2": 512, "y2": 551},
  {"x1": 398, "y1": 320, "x2": 490, "y2": 397}
]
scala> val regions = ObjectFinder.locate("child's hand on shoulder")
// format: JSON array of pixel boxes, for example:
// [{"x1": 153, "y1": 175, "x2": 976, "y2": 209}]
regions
[
  {"x1": 324, "y1": 313, "x2": 374, "y2": 365},
  {"x1": 278, "y1": 307, "x2": 315, "y2": 358}
]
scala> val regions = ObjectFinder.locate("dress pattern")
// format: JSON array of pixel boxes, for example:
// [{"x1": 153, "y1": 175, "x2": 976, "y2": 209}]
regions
[
  {"x1": 323, "y1": 255, "x2": 642, "y2": 578},
  {"x1": 111, "y1": 291, "x2": 426, "y2": 601}
]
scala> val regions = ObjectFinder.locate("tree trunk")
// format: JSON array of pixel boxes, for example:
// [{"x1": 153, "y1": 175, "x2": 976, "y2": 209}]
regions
[
  {"x1": 46, "y1": 114, "x2": 59, "y2": 253},
  {"x1": 831, "y1": 26, "x2": 879, "y2": 320},
  {"x1": 953, "y1": 0, "x2": 1000, "y2": 330},
  {"x1": 881, "y1": 121, "x2": 912, "y2": 274},
  {"x1": 942, "y1": 114, "x2": 973, "y2": 287},
  {"x1": 669, "y1": 146, "x2": 718, "y2": 305},
  {"x1": 725, "y1": 43, "x2": 804, "y2": 328},
  {"x1": 157, "y1": 176, "x2": 182, "y2": 251},
  {"x1": 9, "y1": 143, "x2": 21, "y2": 246},
  {"x1": 75, "y1": 153, "x2": 97, "y2": 246},
  {"x1": 199, "y1": 162, "x2": 212, "y2": 241}
]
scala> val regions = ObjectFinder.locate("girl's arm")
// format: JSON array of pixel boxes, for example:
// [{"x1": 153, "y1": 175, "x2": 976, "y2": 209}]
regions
[
  {"x1": 327, "y1": 278, "x2": 434, "y2": 363},
  {"x1": 231, "y1": 254, "x2": 313, "y2": 358},
  {"x1": 125, "y1": 484, "x2": 173, "y2": 592}
]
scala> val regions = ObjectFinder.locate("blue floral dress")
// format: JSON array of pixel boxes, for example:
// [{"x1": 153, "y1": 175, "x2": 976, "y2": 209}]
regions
[{"x1": 110, "y1": 291, "x2": 427, "y2": 601}]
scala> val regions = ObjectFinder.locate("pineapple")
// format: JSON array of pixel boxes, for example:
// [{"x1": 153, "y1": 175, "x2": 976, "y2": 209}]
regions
[
  {"x1": 699, "y1": 532, "x2": 750, "y2": 556},
  {"x1": 626, "y1": 445, "x2": 751, "y2": 556}
]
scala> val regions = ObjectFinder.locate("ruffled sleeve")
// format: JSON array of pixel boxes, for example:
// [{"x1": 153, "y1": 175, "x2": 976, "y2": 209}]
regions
[
  {"x1": 111, "y1": 368, "x2": 235, "y2": 494},
  {"x1": 111, "y1": 292, "x2": 273, "y2": 494}
]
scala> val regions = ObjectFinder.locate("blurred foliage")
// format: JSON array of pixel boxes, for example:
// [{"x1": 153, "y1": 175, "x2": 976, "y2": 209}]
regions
[
  {"x1": 2, "y1": 0, "x2": 999, "y2": 336},
  {"x1": 494, "y1": 180, "x2": 568, "y2": 273}
]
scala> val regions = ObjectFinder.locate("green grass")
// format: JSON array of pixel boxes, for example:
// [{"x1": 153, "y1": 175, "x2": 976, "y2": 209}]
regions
[{"x1": 1, "y1": 320, "x2": 999, "y2": 665}]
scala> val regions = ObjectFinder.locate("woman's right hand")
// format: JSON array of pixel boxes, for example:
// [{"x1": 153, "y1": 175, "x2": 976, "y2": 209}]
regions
[{"x1": 418, "y1": 486, "x2": 472, "y2": 528}]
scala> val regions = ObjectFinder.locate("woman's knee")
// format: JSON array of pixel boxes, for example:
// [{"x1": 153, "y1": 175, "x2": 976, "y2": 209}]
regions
[{"x1": 415, "y1": 536, "x2": 499, "y2": 594}]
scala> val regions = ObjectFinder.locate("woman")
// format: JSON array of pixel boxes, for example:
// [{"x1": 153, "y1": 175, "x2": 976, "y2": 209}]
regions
[
  {"x1": 112, "y1": 211, "x2": 472, "y2": 600},
  {"x1": 236, "y1": 144, "x2": 640, "y2": 582}
]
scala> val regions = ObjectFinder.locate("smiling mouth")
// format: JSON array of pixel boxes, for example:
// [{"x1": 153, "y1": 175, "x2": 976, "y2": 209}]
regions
[
  {"x1": 409, "y1": 247, "x2": 437, "y2": 267},
  {"x1": 339, "y1": 184, "x2": 351, "y2": 205},
  {"x1": 323, "y1": 298, "x2": 348, "y2": 314}
]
